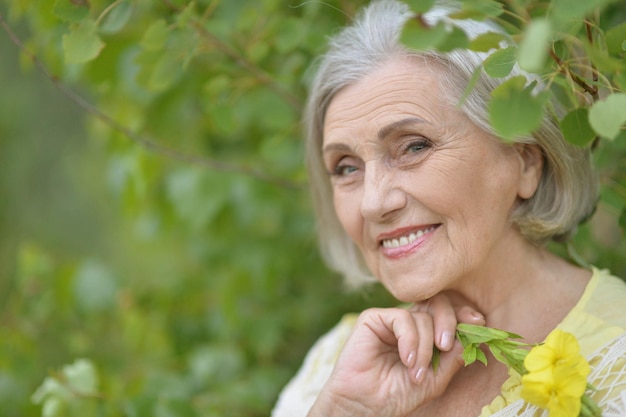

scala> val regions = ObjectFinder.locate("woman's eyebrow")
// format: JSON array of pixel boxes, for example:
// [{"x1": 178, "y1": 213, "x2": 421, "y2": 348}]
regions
[
  {"x1": 322, "y1": 142, "x2": 351, "y2": 155},
  {"x1": 323, "y1": 117, "x2": 428, "y2": 155},
  {"x1": 377, "y1": 117, "x2": 427, "y2": 140}
]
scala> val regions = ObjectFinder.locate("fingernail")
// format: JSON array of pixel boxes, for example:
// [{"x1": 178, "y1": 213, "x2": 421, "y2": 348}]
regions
[
  {"x1": 415, "y1": 367, "x2": 425, "y2": 384},
  {"x1": 471, "y1": 311, "x2": 485, "y2": 321},
  {"x1": 407, "y1": 351, "x2": 415, "y2": 367},
  {"x1": 440, "y1": 331, "x2": 453, "y2": 350}
]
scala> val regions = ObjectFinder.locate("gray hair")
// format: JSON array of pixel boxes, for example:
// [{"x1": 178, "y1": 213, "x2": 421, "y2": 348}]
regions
[{"x1": 305, "y1": 0, "x2": 598, "y2": 286}]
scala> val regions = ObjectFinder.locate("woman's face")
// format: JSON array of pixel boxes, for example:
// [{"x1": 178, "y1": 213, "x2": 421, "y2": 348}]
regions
[{"x1": 322, "y1": 57, "x2": 538, "y2": 302}]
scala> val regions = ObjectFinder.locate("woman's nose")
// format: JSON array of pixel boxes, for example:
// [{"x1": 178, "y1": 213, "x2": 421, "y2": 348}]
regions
[{"x1": 359, "y1": 162, "x2": 407, "y2": 221}]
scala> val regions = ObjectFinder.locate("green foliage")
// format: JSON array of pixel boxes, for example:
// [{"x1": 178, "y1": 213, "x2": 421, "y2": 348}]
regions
[
  {"x1": 402, "y1": 0, "x2": 626, "y2": 145},
  {"x1": 589, "y1": 93, "x2": 626, "y2": 140},
  {"x1": 483, "y1": 46, "x2": 517, "y2": 78},
  {"x1": 489, "y1": 77, "x2": 550, "y2": 140},
  {"x1": 62, "y1": 18, "x2": 105, "y2": 64},
  {"x1": 457, "y1": 324, "x2": 529, "y2": 374},
  {"x1": 517, "y1": 17, "x2": 551, "y2": 73},
  {"x1": 560, "y1": 108, "x2": 596, "y2": 147},
  {"x1": 0, "y1": 1, "x2": 624, "y2": 417},
  {"x1": 32, "y1": 359, "x2": 99, "y2": 417}
]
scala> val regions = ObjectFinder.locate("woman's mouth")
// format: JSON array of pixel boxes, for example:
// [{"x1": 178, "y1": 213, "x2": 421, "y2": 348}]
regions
[{"x1": 379, "y1": 225, "x2": 439, "y2": 257}]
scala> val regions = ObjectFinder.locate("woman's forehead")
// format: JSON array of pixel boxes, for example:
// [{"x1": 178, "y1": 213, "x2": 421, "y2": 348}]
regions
[{"x1": 322, "y1": 59, "x2": 455, "y2": 141}]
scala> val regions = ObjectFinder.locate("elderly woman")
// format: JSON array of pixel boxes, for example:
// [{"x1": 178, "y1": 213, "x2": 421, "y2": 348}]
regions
[{"x1": 272, "y1": 1, "x2": 626, "y2": 416}]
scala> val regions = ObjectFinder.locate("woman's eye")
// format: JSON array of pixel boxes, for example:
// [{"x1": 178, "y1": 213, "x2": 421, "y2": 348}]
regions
[
  {"x1": 404, "y1": 140, "x2": 429, "y2": 154},
  {"x1": 328, "y1": 155, "x2": 361, "y2": 178},
  {"x1": 333, "y1": 164, "x2": 358, "y2": 176}
]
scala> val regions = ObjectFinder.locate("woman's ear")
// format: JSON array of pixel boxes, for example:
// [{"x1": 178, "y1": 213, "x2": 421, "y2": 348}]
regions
[{"x1": 516, "y1": 143, "x2": 544, "y2": 200}]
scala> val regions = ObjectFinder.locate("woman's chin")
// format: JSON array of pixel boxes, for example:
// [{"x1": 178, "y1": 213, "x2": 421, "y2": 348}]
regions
[{"x1": 382, "y1": 278, "x2": 440, "y2": 303}]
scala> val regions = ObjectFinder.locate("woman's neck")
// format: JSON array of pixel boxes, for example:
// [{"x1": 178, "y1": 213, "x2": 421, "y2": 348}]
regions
[{"x1": 451, "y1": 233, "x2": 591, "y2": 343}]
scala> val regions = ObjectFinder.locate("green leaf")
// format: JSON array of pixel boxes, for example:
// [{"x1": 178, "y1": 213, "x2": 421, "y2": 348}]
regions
[
  {"x1": 209, "y1": 104, "x2": 237, "y2": 135},
  {"x1": 62, "y1": 19, "x2": 105, "y2": 64},
  {"x1": 619, "y1": 208, "x2": 626, "y2": 232},
  {"x1": 613, "y1": 71, "x2": 626, "y2": 91},
  {"x1": 437, "y1": 26, "x2": 470, "y2": 52},
  {"x1": 459, "y1": 65, "x2": 483, "y2": 108},
  {"x1": 31, "y1": 378, "x2": 71, "y2": 404},
  {"x1": 73, "y1": 260, "x2": 118, "y2": 312},
  {"x1": 469, "y1": 32, "x2": 508, "y2": 52},
  {"x1": 53, "y1": 0, "x2": 89, "y2": 23},
  {"x1": 248, "y1": 41, "x2": 270, "y2": 63},
  {"x1": 489, "y1": 76, "x2": 549, "y2": 140},
  {"x1": 449, "y1": 0, "x2": 503, "y2": 20},
  {"x1": 601, "y1": 186, "x2": 626, "y2": 211},
  {"x1": 100, "y1": 0, "x2": 133, "y2": 34},
  {"x1": 550, "y1": 0, "x2": 615, "y2": 29},
  {"x1": 141, "y1": 19, "x2": 169, "y2": 51},
  {"x1": 62, "y1": 359, "x2": 98, "y2": 394},
  {"x1": 457, "y1": 332, "x2": 470, "y2": 346},
  {"x1": 275, "y1": 17, "x2": 308, "y2": 54},
  {"x1": 518, "y1": 18, "x2": 552, "y2": 73},
  {"x1": 483, "y1": 46, "x2": 517, "y2": 78},
  {"x1": 588, "y1": 93, "x2": 626, "y2": 140},
  {"x1": 583, "y1": 41, "x2": 625, "y2": 73},
  {"x1": 204, "y1": 75, "x2": 231, "y2": 98},
  {"x1": 400, "y1": 20, "x2": 449, "y2": 51},
  {"x1": 489, "y1": 340, "x2": 529, "y2": 374},
  {"x1": 148, "y1": 52, "x2": 182, "y2": 91},
  {"x1": 488, "y1": 344, "x2": 507, "y2": 364},
  {"x1": 457, "y1": 323, "x2": 523, "y2": 342},
  {"x1": 175, "y1": 1, "x2": 197, "y2": 28},
  {"x1": 475, "y1": 348, "x2": 488, "y2": 366},
  {"x1": 560, "y1": 108, "x2": 596, "y2": 147},
  {"x1": 405, "y1": 0, "x2": 436, "y2": 13},
  {"x1": 165, "y1": 169, "x2": 228, "y2": 229},
  {"x1": 549, "y1": 74, "x2": 579, "y2": 109},
  {"x1": 606, "y1": 21, "x2": 626, "y2": 55},
  {"x1": 462, "y1": 345, "x2": 478, "y2": 365},
  {"x1": 432, "y1": 345, "x2": 441, "y2": 372},
  {"x1": 42, "y1": 397, "x2": 66, "y2": 417}
]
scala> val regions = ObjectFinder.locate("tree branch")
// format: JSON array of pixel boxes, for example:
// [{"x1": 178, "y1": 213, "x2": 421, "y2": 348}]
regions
[
  {"x1": 161, "y1": 0, "x2": 302, "y2": 110},
  {"x1": 190, "y1": 19, "x2": 303, "y2": 110},
  {"x1": 584, "y1": 19, "x2": 600, "y2": 102},
  {"x1": 549, "y1": 49, "x2": 598, "y2": 98},
  {"x1": 0, "y1": 12, "x2": 301, "y2": 190}
]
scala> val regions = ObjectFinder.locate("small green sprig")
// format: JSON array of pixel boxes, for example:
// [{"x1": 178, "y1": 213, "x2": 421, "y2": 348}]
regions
[{"x1": 456, "y1": 323, "x2": 531, "y2": 375}]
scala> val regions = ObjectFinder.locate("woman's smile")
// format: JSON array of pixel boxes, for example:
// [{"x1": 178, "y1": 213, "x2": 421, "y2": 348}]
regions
[{"x1": 379, "y1": 224, "x2": 439, "y2": 258}]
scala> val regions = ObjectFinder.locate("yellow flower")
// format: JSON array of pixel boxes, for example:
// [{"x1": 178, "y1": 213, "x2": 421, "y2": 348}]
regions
[{"x1": 521, "y1": 330, "x2": 591, "y2": 417}]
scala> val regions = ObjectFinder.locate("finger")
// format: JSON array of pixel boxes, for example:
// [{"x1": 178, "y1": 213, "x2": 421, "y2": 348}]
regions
[
  {"x1": 438, "y1": 291, "x2": 485, "y2": 325},
  {"x1": 454, "y1": 305, "x2": 486, "y2": 325},
  {"x1": 407, "y1": 311, "x2": 434, "y2": 383},
  {"x1": 358, "y1": 308, "x2": 420, "y2": 369},
  {"x1": 410, "y1": 293, "x2": 486, "y2": 350},
  {"x1": 422, "y1": 295, "x2": 457, "y2": 352}
]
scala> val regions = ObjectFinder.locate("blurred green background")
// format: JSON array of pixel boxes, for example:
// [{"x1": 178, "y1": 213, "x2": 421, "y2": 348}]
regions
[
  {"x1": 0, "y1": 1, "x2": 397, "y2": 416},
  {"x1": 0, "y1": 1, "x2": 624, "y2": 416}
]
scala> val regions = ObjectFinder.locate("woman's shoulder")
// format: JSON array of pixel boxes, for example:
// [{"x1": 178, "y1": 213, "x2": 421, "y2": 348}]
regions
[
  {"x1": 583, "y1": 267, "x2": 626, "y2": 328},
  {"x1": 271, "y1": 313, "x2": 358, "y2": 417},
  {"x1": 557, "y1": 267, "x2": 626, "y2": 358}
]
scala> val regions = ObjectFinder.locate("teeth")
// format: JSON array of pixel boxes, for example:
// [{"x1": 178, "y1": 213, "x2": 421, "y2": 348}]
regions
[{"x1": 382, "y1": 226, "x2": 435, "y2": 249}]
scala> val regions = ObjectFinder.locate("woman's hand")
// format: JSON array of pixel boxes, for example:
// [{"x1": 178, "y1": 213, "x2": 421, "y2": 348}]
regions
[{"x1": 307, "y1": 292, "x2": 485, "y2": 417}]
